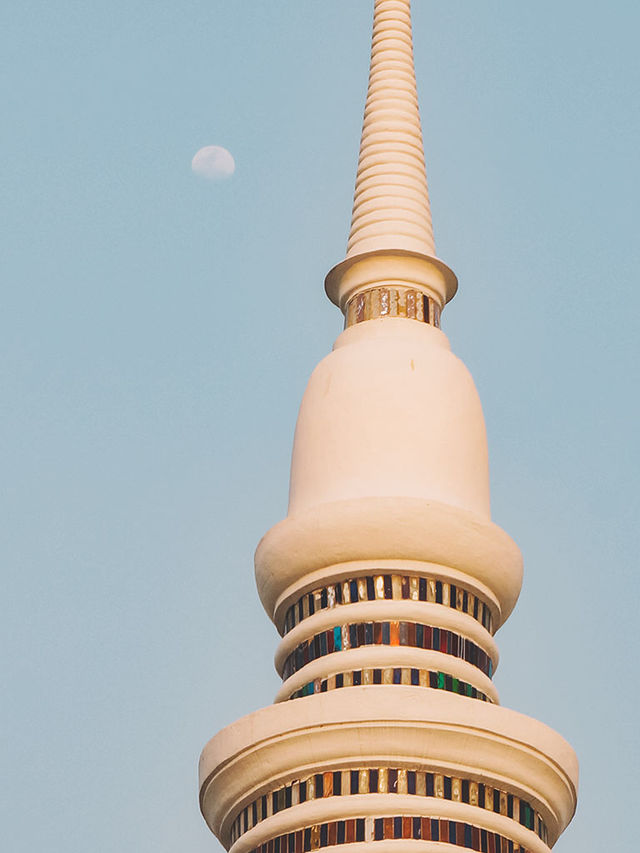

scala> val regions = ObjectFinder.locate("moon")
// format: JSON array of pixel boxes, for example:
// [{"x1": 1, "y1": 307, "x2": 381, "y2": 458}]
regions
[{"x1": 191, "y1": 146, "x2": 236, "y2": 180}]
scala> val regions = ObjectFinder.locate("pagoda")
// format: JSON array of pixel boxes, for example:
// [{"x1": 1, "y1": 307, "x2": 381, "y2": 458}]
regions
[{"x1": 199, "y1": 3, "x2": 578, "y2": 852}]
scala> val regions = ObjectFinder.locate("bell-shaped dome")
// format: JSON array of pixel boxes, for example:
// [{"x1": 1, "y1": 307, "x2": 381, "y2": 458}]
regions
[{"x1": 289, "y1": 319, "x2": 490, "y2": 519}]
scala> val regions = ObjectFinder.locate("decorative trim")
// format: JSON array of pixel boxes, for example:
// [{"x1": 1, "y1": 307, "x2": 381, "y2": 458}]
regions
[
  {"x1": 247, "y1": 819, "x2": 532, "y2": 852},
  {"x1": 283, "y1": 575, "x2": 494, "y2": 636},
  {"x1": 288, "y1": 667, "x2": 491, "y2": 703},
  {"x1": 241, "y1": 816, "x2": 539, "y2": 852},
  {"x1": 230, "y1": 769, "x2": 546, "y2": 847},
  {"x1": 344, "y1": 287, "x2": 441, "y2": 329},
  {"x1": 282, "y1": 622, "x2": 494, "y2": 682}
]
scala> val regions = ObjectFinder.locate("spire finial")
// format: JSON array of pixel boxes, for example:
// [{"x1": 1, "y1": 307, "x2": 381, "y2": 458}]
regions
[
  {"x1": 348, "y1": 0, "x2": 434, "y2": 258},
  {"x1": 325, "y1": 0, "x2": 457, "y2": 317}
]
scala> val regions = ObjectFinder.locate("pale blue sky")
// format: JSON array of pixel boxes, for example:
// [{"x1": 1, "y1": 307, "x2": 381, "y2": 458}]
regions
[{"x1": 2, "y1": 2, "x2": 639, "y2": 851}]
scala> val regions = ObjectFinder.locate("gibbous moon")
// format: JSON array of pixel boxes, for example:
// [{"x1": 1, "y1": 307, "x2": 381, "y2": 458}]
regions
[{"x1": 191, "y1": 146, "x2": 236, "y2": 180}]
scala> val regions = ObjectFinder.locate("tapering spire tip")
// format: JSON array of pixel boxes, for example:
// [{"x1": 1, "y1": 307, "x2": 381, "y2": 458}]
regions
[{"x1": 325, "y1": 0, "x2": 457, "y2": 315}]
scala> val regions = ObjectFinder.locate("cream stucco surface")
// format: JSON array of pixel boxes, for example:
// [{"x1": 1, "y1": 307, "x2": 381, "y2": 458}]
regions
[{"x1": 199, "y1": 1, "x2": 578, "y2": 849}]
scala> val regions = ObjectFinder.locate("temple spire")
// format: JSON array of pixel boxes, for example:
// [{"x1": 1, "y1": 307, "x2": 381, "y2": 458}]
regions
[
  {"x1": 199, "y1": 6, "x2": 579, "y2": 850},
  {"x1": 325, "y1": 0, "x2": 457, "y2": 317},
  {"x1": 348, "y1": 0, "x2": 435, "y2": 258}
]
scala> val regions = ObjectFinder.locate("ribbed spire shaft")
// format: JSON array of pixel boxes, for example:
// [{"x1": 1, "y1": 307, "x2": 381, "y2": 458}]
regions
[{"x1": 347, "y1": 0, "x2": 435, "y2": 259}]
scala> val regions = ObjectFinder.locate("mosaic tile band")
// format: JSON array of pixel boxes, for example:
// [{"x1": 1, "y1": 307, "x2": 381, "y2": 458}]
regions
[
  {"x1": 344, "y1": 287, "x2": 442, "y2": 329},
  {"x1": 230, "y1": 768, "x2": 546, "y2": 846},
  {"x1": 288, "y1": 667, "x2": 491, "y2": 702},
  {"x1": 282, "y1": 622, "x2": 495, "y2": 682},
  {"x1": 283, "y1": 575, "x2": 494, "y2": 637},
  {"x1": 247, "y1": 816, "x2": 534, "y2": 853}
]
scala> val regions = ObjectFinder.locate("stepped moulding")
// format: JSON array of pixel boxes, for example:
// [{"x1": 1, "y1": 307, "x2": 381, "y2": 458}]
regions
[{"x1": 199, "y1": 2, "x2": 578, "y2": 852}]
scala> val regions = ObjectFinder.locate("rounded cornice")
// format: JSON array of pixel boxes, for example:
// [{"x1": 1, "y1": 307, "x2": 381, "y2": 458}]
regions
[
  {"x1": 273, "y1": 600, "x2": 499, "y2": 675},
  {"x1": 271, "y1": 558, "x2": 501, "y2": 635},
  {"x1": 255, "y1": 498, "x2": 523, "y2": 629},
  {"x1": 324, "y1": 250, "x2": 458, "y2": 313},
  {"x1": 200, "y1": 688, "x2": 577, "y2": 849},
  {"x1": 230, "y1": 797, "x2": 549, "y2": 853},
  {"x1": 273, "y1": 646, "x2": 499, "y2": 704}
]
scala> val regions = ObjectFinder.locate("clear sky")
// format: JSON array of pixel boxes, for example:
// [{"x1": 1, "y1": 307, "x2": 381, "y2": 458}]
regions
[{"x1": 3, "y1": 1, "x2": 639, "y2": 851}]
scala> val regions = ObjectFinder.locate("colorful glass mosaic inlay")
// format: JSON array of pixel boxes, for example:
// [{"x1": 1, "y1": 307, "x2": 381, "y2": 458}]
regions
[
  {"x1": 283, "y1": 574, "x2": 494, "y2": 636},
  {"x1": 246, "y1": 817, "x2": 536, "y2": 853},
  {"x1": 344, "y1": 286, "x2": 442, "y2": 329},
  {"x1": 230, "y1": 768, "x2": 547, "y2": 847},
  {"x1": 282, "y1": 621, "x2": 494, "y2": 681},
  {"x1": 288, "y1": 667, "x2": 491, "y2": 702}
]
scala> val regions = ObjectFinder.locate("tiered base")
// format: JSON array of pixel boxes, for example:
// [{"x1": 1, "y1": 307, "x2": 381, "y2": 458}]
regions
[{"x1": 200, "y1": 688, "x2": 577, "y2": 853}]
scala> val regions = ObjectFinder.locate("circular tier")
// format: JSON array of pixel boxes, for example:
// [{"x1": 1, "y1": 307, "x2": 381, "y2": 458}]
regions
[
  {"x1": 200, "y1": 688, "x2": 578, "y2": 853},
  {"x1": 255, "y1": 499, "x2": 522, "y2": 632}
]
